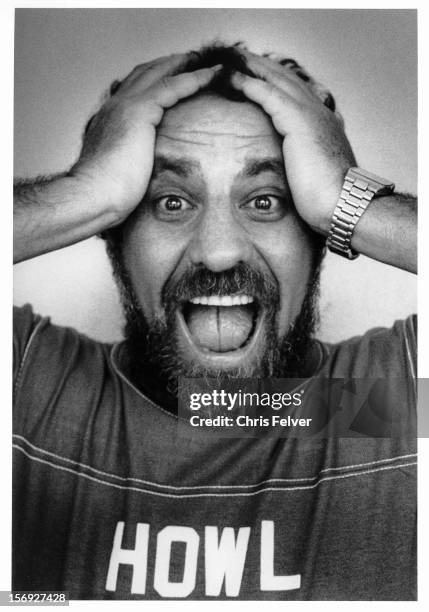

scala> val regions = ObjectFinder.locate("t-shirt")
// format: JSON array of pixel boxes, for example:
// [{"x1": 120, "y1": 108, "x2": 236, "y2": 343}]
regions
[{"x1": 12, "y1": 305, "x2": 417, "y2": 600}]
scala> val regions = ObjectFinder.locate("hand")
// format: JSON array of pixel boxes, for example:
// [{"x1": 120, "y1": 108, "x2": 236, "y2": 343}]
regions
[
  {"x1": 231, "y1": 51, "x2": 356, "y2": 234},
  {"x1": 70, "y1": 54, "x2": 220, "y2": 224}
]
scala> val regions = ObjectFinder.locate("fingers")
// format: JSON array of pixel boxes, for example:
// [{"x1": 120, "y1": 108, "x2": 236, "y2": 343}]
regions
[
  {"x1": 152, "y1": 65, "x2": 222, "y2": 108},
  {"x1": 118, "y1": 53, "x2": 189, "y2": 93},
  {"x1": 230, "y1": 71, "x2": 299, "y2": 132},
  {"x1": 239, "y1": 49, "x2": 319, "y2": 103},
  {"x1": 104, "y1": 57, "x2": 221, "y2": 127}
]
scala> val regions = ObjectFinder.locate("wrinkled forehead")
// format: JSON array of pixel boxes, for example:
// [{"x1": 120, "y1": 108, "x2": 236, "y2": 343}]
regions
[{"x1": 154, "y1": 94, "x2": 283, "y2": 175}]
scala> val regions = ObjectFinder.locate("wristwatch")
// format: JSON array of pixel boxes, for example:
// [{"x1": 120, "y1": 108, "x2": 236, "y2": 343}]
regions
[{"x1": 326, "y1": 167, "x2": 395, "y2": 259}]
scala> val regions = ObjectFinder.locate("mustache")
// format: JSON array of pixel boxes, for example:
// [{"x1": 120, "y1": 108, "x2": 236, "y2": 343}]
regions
[{"x1": 161, "y1": 262, "x2": 280, "y2": 311}]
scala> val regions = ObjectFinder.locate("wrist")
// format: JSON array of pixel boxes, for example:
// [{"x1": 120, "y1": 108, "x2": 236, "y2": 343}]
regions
[
  {"x1": 326, "y1": 167, "x2": 395, "y2": 260},
  {"x1": 64, "y1": 171, "x2": 125, "y2": 229}
]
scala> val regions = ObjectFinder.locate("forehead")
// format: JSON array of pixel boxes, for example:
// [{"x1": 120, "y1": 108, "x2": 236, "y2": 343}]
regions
[{"x1": 154, "y1": 93, "x2": 283, "y2": 172}]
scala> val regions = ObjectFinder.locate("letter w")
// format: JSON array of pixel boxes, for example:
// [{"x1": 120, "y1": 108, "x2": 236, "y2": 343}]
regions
[
  {"x1": 105, "y1": 522, "x2": 149, "y2": 594},
  {"x1": 205, "y1": 526, "x2": 250, "y2": 597}
]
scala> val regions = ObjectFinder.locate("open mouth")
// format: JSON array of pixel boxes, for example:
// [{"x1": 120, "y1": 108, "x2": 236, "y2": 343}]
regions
[
  {"x1": 176, "y1": 294, "x2": 266, "y2": 368},
  {"x1": 183, "y1": 295, "x2": 258, "y2": 353}
]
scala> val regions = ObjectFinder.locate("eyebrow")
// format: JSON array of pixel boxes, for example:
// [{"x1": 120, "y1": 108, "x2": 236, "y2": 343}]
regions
[
  {"x1": 152, "y1": 155, "x2": 201, "y2": 179},
  {"x1": 151, "y1": 155, "x2": 285, "y2": 181},
  {"x1": 240, "y1": 158, "x2": 285, "y2": 179}
]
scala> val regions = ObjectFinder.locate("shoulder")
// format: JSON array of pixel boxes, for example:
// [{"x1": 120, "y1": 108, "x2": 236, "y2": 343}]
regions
[
  {"x1": 13, "y1": 305, "x2": 114, "y2": 427},
  {"x1": 14, "y1": 303, "x2": 111, "y2": 377},
  {"x1": 317, "y1": 315, "x2": 417, "y2": 378}
]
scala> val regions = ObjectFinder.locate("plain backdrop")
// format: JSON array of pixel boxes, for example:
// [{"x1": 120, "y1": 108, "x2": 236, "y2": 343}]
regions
[{"x1": 13, "y1": 8, "x2": 417, "y2": 343}]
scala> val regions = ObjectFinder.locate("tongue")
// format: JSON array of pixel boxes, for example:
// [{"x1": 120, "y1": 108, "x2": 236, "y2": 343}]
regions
[{"x1": 186, "y1": 305, "x2": 254, "y2": 352}]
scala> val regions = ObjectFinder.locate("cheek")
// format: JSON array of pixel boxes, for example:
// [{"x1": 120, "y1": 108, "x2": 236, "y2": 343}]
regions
[
  {"x1": 121, "y1": 216, "x2": 186, "y2": 317},
  {"x1": 248, "y1": 217, "x2": 314, "y2": 321},
  {"x1": 249, "y1": 214, "x2": 313, "y2": 267}
]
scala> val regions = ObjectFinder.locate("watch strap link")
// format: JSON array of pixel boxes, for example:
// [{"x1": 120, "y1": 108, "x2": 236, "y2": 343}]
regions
[{"x1": 327, "y1": 167, "x2": 395, "y2": 260}]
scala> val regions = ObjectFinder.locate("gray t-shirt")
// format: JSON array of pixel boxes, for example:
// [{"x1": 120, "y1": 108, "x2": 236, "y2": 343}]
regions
[{"x1": 13, "y1": 305, "x2": 417, "y2": 600}]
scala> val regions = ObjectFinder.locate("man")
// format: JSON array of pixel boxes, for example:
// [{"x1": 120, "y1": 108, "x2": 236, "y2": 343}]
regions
[{"x1": 13, "y1": 45, "x2": 416, "y2": 600}]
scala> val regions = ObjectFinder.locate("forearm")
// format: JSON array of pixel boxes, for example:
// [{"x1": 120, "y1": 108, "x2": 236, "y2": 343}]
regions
[
  {"x1": 14, "y1": 174, "x2": 120, "y2": 263},
  {"x1": 350, "y1": 192, "x2": 416, "y2": 273},
  {"x1": 317, "y1": 191, "x2": 416, "y2": 273}
]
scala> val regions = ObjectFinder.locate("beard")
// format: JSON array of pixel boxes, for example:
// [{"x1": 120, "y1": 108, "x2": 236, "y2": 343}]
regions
[{"x1": 111, "y1": 258, "x2": 322, "y2": 412}]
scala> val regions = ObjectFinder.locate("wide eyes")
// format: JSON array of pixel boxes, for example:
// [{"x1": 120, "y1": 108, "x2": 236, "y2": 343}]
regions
[
  {"x1": 156, "y1": 196, "x2": 193, "y2": 213},
  {"x1": 242, "y1": 194, "x2": 286, "y2": 220},
  {"x1": 248, "y1": 195, "x2": 281, "y2": 212},
  {"x1": 153, "y1": 194, "x2": 286, "y2": 221}
]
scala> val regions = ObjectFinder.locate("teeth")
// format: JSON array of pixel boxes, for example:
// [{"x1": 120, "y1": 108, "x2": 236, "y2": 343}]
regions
[{"x1": 189, "y1": 295, "x2": 254, "y2": 306}]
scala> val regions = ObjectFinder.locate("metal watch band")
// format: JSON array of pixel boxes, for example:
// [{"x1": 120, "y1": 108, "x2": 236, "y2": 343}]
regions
[{"x1": 326, "y1": 167, "x2": 395, "y2": 260}]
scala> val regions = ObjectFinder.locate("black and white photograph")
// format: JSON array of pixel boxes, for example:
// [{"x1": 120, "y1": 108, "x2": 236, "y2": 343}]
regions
[{"x1": 11, "y1": 7, "x2": 417, "y2": 601}]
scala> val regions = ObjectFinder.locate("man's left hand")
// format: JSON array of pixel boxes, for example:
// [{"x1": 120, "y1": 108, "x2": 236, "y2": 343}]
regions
[{"x1": 231, "y1": 51, "x2": 356, "y2": 235}]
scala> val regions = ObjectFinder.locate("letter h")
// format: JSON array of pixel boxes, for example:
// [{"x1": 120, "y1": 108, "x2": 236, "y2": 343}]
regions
[{"x1": 105, "y1": 522, "x2": 149, "y2": 595}]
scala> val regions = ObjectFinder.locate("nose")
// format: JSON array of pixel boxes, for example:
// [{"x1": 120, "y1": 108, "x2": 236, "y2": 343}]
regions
[{"x1": 187, "y1": 204, "x2": 252, "y2": 272}]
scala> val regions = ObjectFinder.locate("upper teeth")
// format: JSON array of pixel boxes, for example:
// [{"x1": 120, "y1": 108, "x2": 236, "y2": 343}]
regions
[{"x1": 189, "y1": 295, "x2": 254, "y2": 306}]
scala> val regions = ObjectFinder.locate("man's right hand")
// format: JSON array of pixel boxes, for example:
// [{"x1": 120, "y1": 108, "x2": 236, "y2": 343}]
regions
[
  {"x1": 71, "y1": 54, "x2": 220, "y2": 224},
  {"x1": 14, "y1": 55, "x2": 220, "y2": 263}
]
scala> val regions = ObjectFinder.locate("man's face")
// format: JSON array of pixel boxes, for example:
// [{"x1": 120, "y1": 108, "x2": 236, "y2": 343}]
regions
[{"x1": 120, "y1": 93, "x2": 317, "y2": 379}]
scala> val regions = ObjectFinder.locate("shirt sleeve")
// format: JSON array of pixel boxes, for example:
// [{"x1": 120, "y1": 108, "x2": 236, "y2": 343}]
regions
[
  {"x1": 13, "y1": 304, "x2": 44, "y2": 394},
  {"x1": 324, "y1": 314, "x2": 417, "y2": 379},
  {"x1": 13, "y1": 305, "x2": 111, "y2": 441}
]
